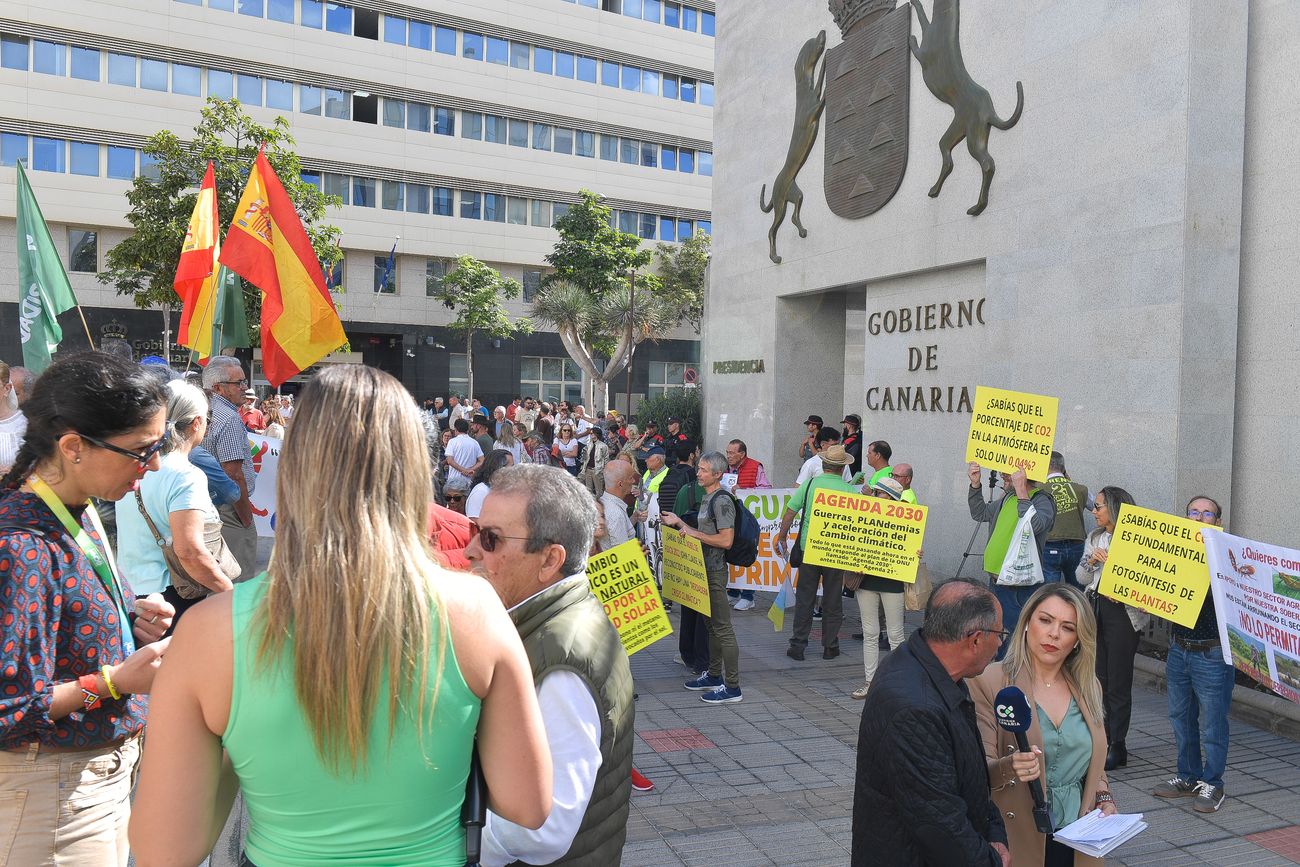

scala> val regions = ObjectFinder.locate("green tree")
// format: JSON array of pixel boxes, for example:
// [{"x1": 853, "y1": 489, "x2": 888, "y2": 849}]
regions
[
  {"x1": 432, "y1": 256, "x2": 533, "y2": 401},
  {"x1": 544, "y1": 189, "x2": 652, "y2": 299},
  {"x1": 653, "y1": 231, "x2": 710, "y2": 334},
  {"x1": 98, "y1": 98, "x2": 342, "y2": 335}
]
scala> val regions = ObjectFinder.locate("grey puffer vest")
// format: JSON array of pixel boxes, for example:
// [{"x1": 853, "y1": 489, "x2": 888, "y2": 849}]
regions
[{"x1": 509, "y1": 578, "x2": 635, "y2": 866}]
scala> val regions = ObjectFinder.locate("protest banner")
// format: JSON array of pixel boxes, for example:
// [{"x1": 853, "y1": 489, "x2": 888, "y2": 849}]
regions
[
  {"x1": 965, "y1": 386, "x2": 1059, "y2": 478},
  {"x1": 1203, "y1": 530, "x2": 1300, "y2": 704},
  {"x1": 661, "y1": 527, "x2": 711, "y2": 616},
  {"x1": 723, "y1": 488, "x2": 801, "y2": 592},
  {"x1": 1098, "y1": 505, "x2": 1213, "y2": 629},
  {"x1": 800, "y1": 489, "x2": 927, "y2": 583},
  {"x1": 247, "y1": 434, "x2": 281, "y2": 537},
  {"x1": 586, "y1": 540, "x2": 672, "y2": 655}
]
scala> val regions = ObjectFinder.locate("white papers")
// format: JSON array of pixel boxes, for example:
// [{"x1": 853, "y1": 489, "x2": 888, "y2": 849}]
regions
[
  {"x1": 720, "y1": 472, "x2": 739, "y2": 492},
  {"x1": 1052, "y1": 809, "x2": 1147, "y2": 858}
]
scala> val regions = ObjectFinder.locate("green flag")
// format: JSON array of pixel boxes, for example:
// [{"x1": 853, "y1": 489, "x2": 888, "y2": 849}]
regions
[
  {"x1": 16, "y1": 161, "x2": 79, "y2": 372},
  {"x1": 189, "y1": 265, "x2": 252, "y2": 365}
]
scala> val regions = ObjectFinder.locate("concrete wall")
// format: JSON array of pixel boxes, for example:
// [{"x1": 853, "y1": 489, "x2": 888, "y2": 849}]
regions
[{"x1": 708, "y1": 0, "x2": 1255, "y2": 577}]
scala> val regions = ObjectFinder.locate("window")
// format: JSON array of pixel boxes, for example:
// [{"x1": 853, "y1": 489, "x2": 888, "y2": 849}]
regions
[
  {"x1": 697, "y1": 219, "x2": 711, "y2": 236},
  {"x1": 530, "y1": 199, "x2": 552, "y2": 227},
  {"x1": 659, "y1": 215, "x2": 675, "y2": 242},
  {"x1": 268, "y1": 0, "x2": 294, "y2": 22},
  {"x1": 460, "y1": 190, "x2": 481, "y2": 219},
  {"x1": 599, "y1": 134, "x2": 617, "y2": 161},
  {"x1": 409, "y1": 20, "x2": 432, "y2": 50},
  {"x1": 577, "y1": 55, "x2": 597, "y2": 83},
  {"x1": 485, "y1": 115, "x2": 505, "y2": 144},
  {"x1": 509, "y1": 41, "x2": 529, "y2": 69},
  {"x1": 575, "y1": 130, "x2": 594, "y2": 158},
  {"x1": 407, "y1": 183, "x2": 430, "y2": 213},
  {"x1": 661, "y1": 145, "x2": 677, "y2": 171},
  {"x1": 664, "y1": 2, "x2": 680, "y2": 27},
  {"x1": 642, "y1": 69, "x2": 660, "y2": 96},
  {"x1": 433, "y1": 186, "x2": 454, "y2": 216},
  {"x1": 1, "y1": 35, "x2": 28, "y2": 71},
  {"x1": 70, "y1": 141, "x2": 98, "y2": 176},
  {"x1": 698, "y1": 151, "x2": 713, "y2": 177},
  {"x1": 555, "y1": 50, "x2": 575, "y2": 78},
  {"x1": 210, "y1": 0, "x2": 234, "y2": 11},
  {"x1": 677, "y1": 218, "x2": 693, "y2": 240},
  {"x1": 359, "y1": 94, "x2": 383, "y2": 125},
  {"x1": 301, "y1": 0, "x2": 323, "y2": 28},
  {"x1": 237, "y1": 73, "x2": 263, "y2": 105},
  {"x1": 680, "y1": 78, "x2": 696, "y2": 103},
  {"x1": 601, "y1": 61, "x2": 619, "y2": 87},
  {"x1": 32, "y1": 137, "x2": 65, "y2": 173},
  {"x1": 641, "y1": 141, "x2": 657, "y2": 167},
  {"x1": 373, "y1": 254, "x2": 397, "y2": 294},
  {"x1": 553, "y1": 127, "x2": 574, "y2": 155},
  {"x1": 426, "y1": 258, "x2": 448, "y2": 296},
  {"x1": 106, "y1": 145, "x2": 136, "y2": 179},
  {"x1": 238, "y1": 0, "x2": 264, "y2": 17},
  {"x1": 107, "y1": 52, "x2": 136, "y2": 86},
  {"x1": 682, "y1": 6, "x2": 697, "y2": 31},
  {"x1": 700, "y1": 81, "x2": 714, "y2": 106},
  {"x1": 522, "y1": 270, "x2": 542, "y2": 301},
  {"x1": 532, "y1": 124, "x2": 552, "y2": 150},
  {"x1": 300, "y1": 170, "x2": 321, "y2": 189},
  {"x1": 325, "y1": 2, "x2": 353, "y2": 35},
  {"x1": 172, "y1": 63, "x2": 201, "y2": 95},
  {"x1": 322, "y1": 256, "x2": 343, "y2": 289},
  {"x1": 702, "y1": 10, "x2": 715, "y2": 36},
  {"x1": 639, "y1": 213, "x2": 657, "y2": 239},
  {"x1": 354, "y1": 7, "x2": 378, "y2": 37},
  {"x1": 208, "y1": 69, "x2": 233, "y2": 99},
  {"x1": 266, "y1": 78, "x2": 293, "y2": 110},
  {"x1": 521, "y1": 356, "x2": 582, "y2": 405},
  {"x1": 662, "y1": 73, "x2": 678, "y2": 100},
  {"x1": 32, "y1": 40, "x2": 66, "y2": 76},
  {"x1": 508, "y1": 119, "x2": 528, "y2": 148},
  {"x1": 0, "y1": 133, "x2": 28, "y2": 167},
  {"x1": 381, "y1": 179, "x2": 404, "y2": 211},
  {"x1": 435, "y1": 107, "x2": 455, "y2": 136},
  {"x1": 408, "y1": 102, "x2": 431, "y2": 132},
  {"x1": 70, "y1": 46, "x2": 99, "y2": 81},
  {"x1": 382, "y1": 98, "x2": 405, "y2": 128},
  {"x1": 483, "y1": 193, "x2": 505, "y2": 223},
  {"x1": 624, "y1": 0, "x2": 643, "y2": 18},
  {"x1": 300, "y1": 84, "x2": 322, "y2": 114},
  {"x1": 648, "y1": 362, "x2": 687, "y2": 400},
  {"x1": 135, "y1": 58, "x2": 166, "y2": 91},
  {"x1": 618, "y1": 210, "x2": 637, "y2": 234},
  {"x1": 68, "y1": 229, "x2": 97, "y2": 272},
  {"x1": 324, "y1": 88, "x2": 349, "y2": 118},
  {"x1": 449, "y1": 353, "x2": 469, "y2": 397},
  {"x1": 486, "y1": 36, "x2": 507, "y2": 65},
  {"x1": 324, "y1": 172, "x2": 349, "y2": 204},
  {"x1": 620, "y1": 64, "x2": 639, "y2": 92},
  {"x1": 352, "y1": 176, "x2": 376, "y2": 207},
  {"x1": 435, "y1": 25, "x2": 456, "y2": 54},
  {"x1": 383, "y1": 15, "x2": 406, "y2": 45},
  {"x1": 462, "y1": 32, "x2": 484, "y2": 60},
  {"x1": 679, "y1": 148, "x2": 695, "y2": 173},
  {"x1": 507, "y1": 197, "x2": 528, "y2": 225},
  {"x1": 620, "y1": 138, "x2": 638, "y2": 164},
  {"x1": 461, "y1": 111, "x2": 483, "y2": 140},
  {"x1": 534, "y1": 47, "x2": 553, "y2": 74},
  {"x1": 140, "y1": 152, "x2": 162, "y2": 181},
  {"x1": 553, "y1": 202, "x2": 570, "y2": 222},
  {"x1": 644, "y1": 0, "x2": 662, "y2": 22}
]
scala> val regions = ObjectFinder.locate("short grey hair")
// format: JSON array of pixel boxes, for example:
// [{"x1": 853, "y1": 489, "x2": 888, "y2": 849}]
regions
[
  {"x1": 164, "y1": 380, "x2": 208, "y2": 452},
  {"x1": 923, "y1": 577, "x2": 999, "y2": 643},
  {"x1": 699, "y1": 451, "x2": 728, "y2": 475},
  {"x1": 444, "y1": 476, "x2": 471, "y2": 494},
  {"x1": 201, "y1": 356, "x2": 244, "y2": 389},
  {"x1": 489, "y1": 464, "x2": 596, "y2": 576}
]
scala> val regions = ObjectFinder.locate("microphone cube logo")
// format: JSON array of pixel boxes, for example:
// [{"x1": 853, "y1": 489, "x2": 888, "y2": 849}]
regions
[{"x1": 996, "y1": 703, "x2": 1014, "y2": 720}]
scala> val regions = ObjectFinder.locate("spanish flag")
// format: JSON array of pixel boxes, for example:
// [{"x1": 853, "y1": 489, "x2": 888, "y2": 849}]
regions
[
  {"x1": 220, "y1": 148, "x2": 346, "y2": 387},
  {"x1": 175, "y1": 162, "x2": 219, "y2": 356}
]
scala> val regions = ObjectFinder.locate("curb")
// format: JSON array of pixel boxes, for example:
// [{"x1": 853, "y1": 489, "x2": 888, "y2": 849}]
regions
[{"x1": 1134, "y1": 654, "x2": 1300, "y2": 742}]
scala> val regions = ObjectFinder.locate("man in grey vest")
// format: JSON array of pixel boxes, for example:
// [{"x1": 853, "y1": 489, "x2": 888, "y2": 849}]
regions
[{"x1": 468, "y1": 464, "x2": 635, "y2": 866}]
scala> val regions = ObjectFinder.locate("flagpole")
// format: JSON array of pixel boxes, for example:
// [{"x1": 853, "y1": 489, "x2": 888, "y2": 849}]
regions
[{"x1": 75, "y1": 305, "x2": 96, "y2": 350}]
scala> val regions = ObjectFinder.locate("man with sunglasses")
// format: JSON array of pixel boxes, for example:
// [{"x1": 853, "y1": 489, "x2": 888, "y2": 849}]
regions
[
  {"x1": 467, "y1": 464, "x2": 635, "y2": 867},
  {"x1": 200, "y1": 357, "x2": 258, "y2": 581}
]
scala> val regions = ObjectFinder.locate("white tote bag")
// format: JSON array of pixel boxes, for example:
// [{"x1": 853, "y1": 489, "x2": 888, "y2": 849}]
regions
[{"x1": 996, "y1": 504, "x2": 1045, "y2": 587}]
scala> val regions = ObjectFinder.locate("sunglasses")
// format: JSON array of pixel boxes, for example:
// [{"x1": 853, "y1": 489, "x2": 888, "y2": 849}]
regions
[
  {"x1": 477, "y1": 526, "x2": 543, "y2": 552},
  {"x1": 444, "y1": 495, "x2": 465, "y2": 502},
  {"x1": 80, "y1": 431, "x2": 169, "y2": 468}
]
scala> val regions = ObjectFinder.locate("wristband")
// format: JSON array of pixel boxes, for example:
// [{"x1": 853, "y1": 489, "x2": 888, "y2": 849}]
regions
[
  {"x1": 78, "y1": 674, "x2": 103, "y2": 712},
  {"x1": 1095, "y1": 791, "x2": 1115, "y2": 805},
  {"x1": 100, "y1": 665, "x2": 122, "y2": 701}
]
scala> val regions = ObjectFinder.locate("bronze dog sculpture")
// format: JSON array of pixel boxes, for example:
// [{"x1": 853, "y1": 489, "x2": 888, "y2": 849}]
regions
[
  {"x1": 909, "y1": 0, "x2": 1023, "y2": 215},
  {"x1": 760, "y1": 30, "x2": 827, "y2": 264}
]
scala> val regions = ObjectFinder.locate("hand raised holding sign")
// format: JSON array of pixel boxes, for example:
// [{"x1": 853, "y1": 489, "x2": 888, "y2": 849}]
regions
[{"x1": 1009, "y1": 467, "x2": 1029, "y2": 498}]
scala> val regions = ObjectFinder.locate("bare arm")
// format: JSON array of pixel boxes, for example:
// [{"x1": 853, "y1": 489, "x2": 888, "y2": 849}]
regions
[
  {"x1": 169, "y1": 509, "x2": 234, "y2": 594},
  {"x1": 220, "y1": 459, "x2": 253, "y2": 527}
]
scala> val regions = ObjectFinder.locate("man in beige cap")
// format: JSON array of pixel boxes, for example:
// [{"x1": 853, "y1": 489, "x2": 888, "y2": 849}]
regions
[{"x1": 774, "y1": 444, "x2": 857, "y2": 661}]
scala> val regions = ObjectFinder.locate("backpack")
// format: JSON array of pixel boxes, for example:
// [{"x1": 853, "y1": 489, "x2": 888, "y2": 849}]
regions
[{"x1": 705, "y1": 490, "x2": 760, "y2": 567}]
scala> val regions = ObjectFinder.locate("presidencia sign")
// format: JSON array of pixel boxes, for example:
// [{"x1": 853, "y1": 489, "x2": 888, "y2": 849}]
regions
[
  {"x1": 661, "y1": 528, "x2": 711, "y2": 616},
  {"x1": 586, "y1": 540, "x2": 672, "y2": 655},
  {"x1": 965, "y1": 386, "x2": 1059, "y2": 478},
  {"x1": 801, "y1": 489, "x2": 928, "y2": 583},
  {"x1": 1098, "y1": 505, "x2": 1215, "y2": 629}
]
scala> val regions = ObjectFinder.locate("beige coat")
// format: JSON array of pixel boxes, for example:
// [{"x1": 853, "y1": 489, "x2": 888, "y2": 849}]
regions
[{"x1": 969, "y1": 663, "x2": 1109, "y2": 867}]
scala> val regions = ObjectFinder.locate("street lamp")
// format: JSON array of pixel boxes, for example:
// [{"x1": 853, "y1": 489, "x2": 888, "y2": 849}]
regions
[{"x1": 624, "y1": 269, "x2": 636, "y2": 418}]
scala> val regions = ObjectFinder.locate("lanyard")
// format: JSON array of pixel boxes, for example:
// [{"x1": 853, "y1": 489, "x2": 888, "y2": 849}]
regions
[{"x1": 28, "y1": 474, "x2": 135, "y2": 655}]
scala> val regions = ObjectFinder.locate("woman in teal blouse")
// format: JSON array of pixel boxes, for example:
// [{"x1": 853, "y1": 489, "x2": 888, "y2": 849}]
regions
[{"x1": 970, "y1": 584, "x2": 1117, "y2": 867}]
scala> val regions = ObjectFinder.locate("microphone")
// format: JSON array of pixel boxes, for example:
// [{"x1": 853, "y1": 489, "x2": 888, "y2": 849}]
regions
[{"x1": 994, "y1": 686, "x2": 1054, "y2": 835}]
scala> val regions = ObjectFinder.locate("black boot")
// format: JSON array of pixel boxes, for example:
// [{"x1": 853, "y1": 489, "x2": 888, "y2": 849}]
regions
[{"x1": 1104, "y1": 741, "x2": 1127, "y2": 771}]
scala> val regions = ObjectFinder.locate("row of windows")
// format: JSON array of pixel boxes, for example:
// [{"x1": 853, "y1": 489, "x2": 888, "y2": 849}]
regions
[
  {"x1": 0, "y1": 133, "x2": 155, "y2": 179},
  {"x1": 171, "y1": 0, "x2": 714, "y2": 105},
  {"x1": 561, "y1": 0, "x2": 716, "y2": 38},
  {"x1": 0, "y1": 35, "x2": 714, "y2": 176}
]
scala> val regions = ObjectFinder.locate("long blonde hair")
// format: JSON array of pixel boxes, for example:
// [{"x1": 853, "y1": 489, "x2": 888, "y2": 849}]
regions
[
  {"x1": 256, "y1": 365, "x2": 444, "y2": 774},
  {"x1": 1001, "y1": 583, "x2": 1104, "y2": 727}
]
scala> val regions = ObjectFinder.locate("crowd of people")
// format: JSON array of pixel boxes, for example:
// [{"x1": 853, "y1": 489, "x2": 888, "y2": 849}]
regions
[{"x1": 0, "y1": 354, "x2": 1245, "y2": 866}]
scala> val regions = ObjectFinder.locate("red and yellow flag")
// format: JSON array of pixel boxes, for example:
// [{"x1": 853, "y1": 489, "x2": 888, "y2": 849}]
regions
[
  {"x1": 219, "y1": 149, "x2": 346, "y2": 387},
  {"x1": 175, "y1": 162, "x2": 219, "y2": 354}
]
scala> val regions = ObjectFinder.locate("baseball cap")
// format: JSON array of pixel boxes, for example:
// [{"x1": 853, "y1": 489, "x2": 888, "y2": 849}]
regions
[
  {"x1": 803, "y1": 415, "x2": 824, "y2": 426},
  {"x1": 667, "y1": 416, "x2": 681, "y2": 425},
  {"x1": 642, "y1": 445, "x2": 666, "y2": 458},
  {"x1": 872, "y1": 477, "x2": 905, "y2": 500},
  {"x1": 842, "y1": 413, "x2": 862, "y2": 427},
  {"x1": 820, "y1": 444, "x2": 849, "y2": 468}
]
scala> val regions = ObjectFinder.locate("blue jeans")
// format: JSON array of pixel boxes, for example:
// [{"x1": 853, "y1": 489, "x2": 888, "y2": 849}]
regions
[
  {"x1": 1167, "y1": 642, "x2": 1235, "y2": 788},
  {"x1": 991, "y1": 581, "x2": 1040, "y2": 661},
  {"x1": 1043, "y1": 541, "x2": 1084, "y2": 588},
  {"x1": 727, "y1": 588, "x2": 755, "y2": 601}
]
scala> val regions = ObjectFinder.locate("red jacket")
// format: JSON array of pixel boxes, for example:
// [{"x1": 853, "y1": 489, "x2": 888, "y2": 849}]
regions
[
  {"x1": 731, "y1": 456, "x2": 767, "y2": 489},
  {"x1": 427, "y1": 503, "x2": 474, "y2": 571}
]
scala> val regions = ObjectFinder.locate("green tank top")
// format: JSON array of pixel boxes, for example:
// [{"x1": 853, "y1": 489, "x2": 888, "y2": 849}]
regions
[{"x1": 223, "y1": 575, "x2": 481, "y2": 867}]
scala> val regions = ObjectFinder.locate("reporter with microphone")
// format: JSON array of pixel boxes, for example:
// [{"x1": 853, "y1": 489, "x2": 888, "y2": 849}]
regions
[{"x1": 969, "y1": 584, "x2": 1115, "y2": 867}]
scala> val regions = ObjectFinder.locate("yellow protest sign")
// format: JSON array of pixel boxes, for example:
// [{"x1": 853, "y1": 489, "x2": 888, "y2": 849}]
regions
[
  {"x1": 586, "y1": 540, "x2": 672, "y2": 655},
  {"x1": 801, "y1": 489, "x2": 927, "y2": 583},
  {"x1": 661, "y1": 528, "x2": 711, "y2": 616},
  {"x1": 1098, "y1": 504, "x2": 1215, "y2": 628},
  {"x1": 965, "y1": 386, "x2": 1059, "y2": 479}
]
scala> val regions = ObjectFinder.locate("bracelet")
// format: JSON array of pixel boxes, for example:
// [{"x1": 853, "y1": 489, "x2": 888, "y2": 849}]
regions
[
  {"x1": 77, "y1": 674, "x2": 103, "y2": 712},
  {"x1": 1095, "y1": 791, "x2": 1115, "y2": 805},
  {"x1": 100, "y1": 665, "x2": 122, "y2": 701}
]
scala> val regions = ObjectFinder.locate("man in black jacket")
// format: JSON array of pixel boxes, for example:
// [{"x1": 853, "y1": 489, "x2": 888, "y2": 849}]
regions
[{"x1": 852, "y1": 578, "x2": 1011, "y2": 867}]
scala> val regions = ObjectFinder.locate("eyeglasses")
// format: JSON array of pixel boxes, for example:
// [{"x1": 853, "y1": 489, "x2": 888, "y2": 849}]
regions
[
  {"x1": 1091, "y1": 501, "x2": 1106, "y2": 511},
  {"x1": 477, "y1": 526, "x2": 543, "y2": 552},
  {"x1": 968, "y1": 627, "x2": 1011, "y2": 643},
  {"x1": 79, "y1": 432, "x2": 169, "y2": 468},
  {"x1": 444, "y1": 494, "x2": 465, "y2": 503},
  {"x1": 221, "y1": 378, "x2": 248, "y2": 387},
  {"x1": 1187, "y1": 509, "x2": 1218, "y2": 520}
]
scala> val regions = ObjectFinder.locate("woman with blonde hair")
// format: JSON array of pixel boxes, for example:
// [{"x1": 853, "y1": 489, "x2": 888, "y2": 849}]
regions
[
  {"x1": 969, "y1": 583, "x2": 1115, "y2": 867},
  {"x1": 130, "y1": 365, "x2": 551, "y2": 867},
  {"x1": 262, "y1": 400, "x2": 286, "y2": 438}
]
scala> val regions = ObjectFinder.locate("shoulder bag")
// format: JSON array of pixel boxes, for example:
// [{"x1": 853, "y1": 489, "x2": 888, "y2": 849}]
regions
[{"x1": 134, "y1": 489, "x2": 240, "y2": 599}]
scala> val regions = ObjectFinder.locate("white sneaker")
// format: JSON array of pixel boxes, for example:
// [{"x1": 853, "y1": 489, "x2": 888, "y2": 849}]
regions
[{"x1": 734, "y1": 598, "x2": 755, "y2": 611}]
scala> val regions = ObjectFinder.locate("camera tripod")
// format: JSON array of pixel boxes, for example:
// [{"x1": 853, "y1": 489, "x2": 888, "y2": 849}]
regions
[{"x1": 955, "y1": 471, "x2": 1000, "y2": 580}]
